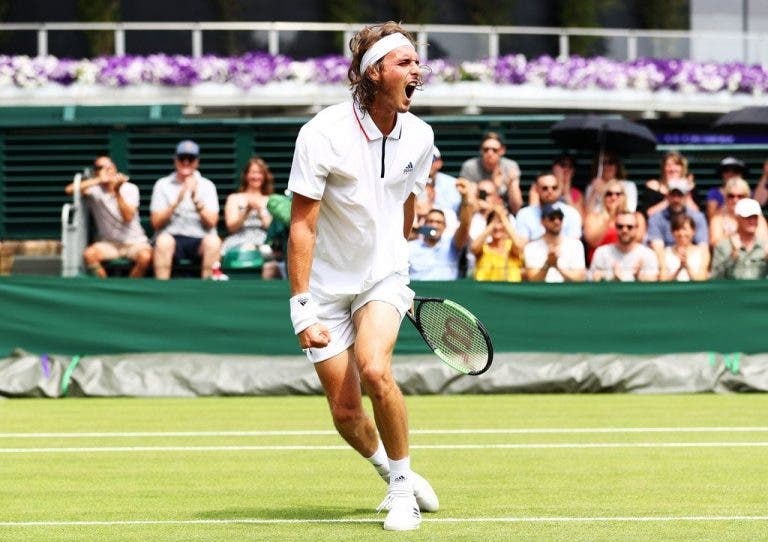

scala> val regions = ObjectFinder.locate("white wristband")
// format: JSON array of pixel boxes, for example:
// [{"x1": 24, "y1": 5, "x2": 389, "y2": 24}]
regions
[{"x1": 289, "y1": 293, "x2": 320, "y2": 335}]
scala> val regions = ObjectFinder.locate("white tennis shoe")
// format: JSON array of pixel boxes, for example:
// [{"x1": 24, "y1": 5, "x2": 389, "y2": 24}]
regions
[
  {"x1": 411, "y1": 471, "x2": 439, "y2": 513},
  {"x1": 377, "y1": 476, "x2": 422, "y2": 531},
  {"x1": 378, "y1": 470, "x2": 439, "y2": 514}
]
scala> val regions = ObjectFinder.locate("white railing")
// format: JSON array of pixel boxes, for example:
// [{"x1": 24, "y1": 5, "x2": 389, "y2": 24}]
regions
[{"x1": 1, "y1": 21, "x2": 767, "y2": 63}]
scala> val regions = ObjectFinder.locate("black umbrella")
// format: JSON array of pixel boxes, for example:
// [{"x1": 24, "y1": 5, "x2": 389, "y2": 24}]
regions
[
  {"x1": 550, "y1": 115, "x2": 658, "y2": 154},
  {"x1": 713, "y1": 106, "x2": 768, "y2": 132},
  {"x1": 550, "y1": 114, "x2": 657, "y2": 179}
]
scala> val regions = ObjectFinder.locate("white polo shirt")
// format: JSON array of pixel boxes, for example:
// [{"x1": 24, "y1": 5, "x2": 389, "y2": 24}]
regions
[
  {"x1": 150, "y1": 171, "x2": 219, "y2": 238},
  {"x1": 288, "y1": 101, "x2": 434, "y2": 296}
]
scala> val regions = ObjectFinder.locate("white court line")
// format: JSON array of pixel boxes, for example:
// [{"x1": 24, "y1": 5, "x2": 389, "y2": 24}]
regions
[
  {"x1": 2, "y1": 515, "x2": 768, "y2": 527},
  {"x1": 2, "y1": 442, "x2": 768, "y2": 453},
  {"x1": 0, "y1": 427, "x2": 767, "y2": 438}
]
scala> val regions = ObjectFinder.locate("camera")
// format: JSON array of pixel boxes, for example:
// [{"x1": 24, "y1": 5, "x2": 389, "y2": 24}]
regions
[
  {"x1": 416, "y1": 226, "x2": 438, "y2": 239},
  {"x1": 478, "y1": 189, "x2": 488, "y2": 200}
]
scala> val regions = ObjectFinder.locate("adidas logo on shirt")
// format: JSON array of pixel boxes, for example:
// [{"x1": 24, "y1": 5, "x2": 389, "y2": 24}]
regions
[{"x1": 403, "y1": 162, "x2": 414, "y2": 174}]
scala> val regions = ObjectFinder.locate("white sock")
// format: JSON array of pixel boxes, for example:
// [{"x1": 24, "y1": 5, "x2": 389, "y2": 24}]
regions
[
  {"x1": 388, "y1": 456, "x2": 411, "y2": 487},
  {"x1": 366, "y1": 441, "x2": 390, "y2": 482}
]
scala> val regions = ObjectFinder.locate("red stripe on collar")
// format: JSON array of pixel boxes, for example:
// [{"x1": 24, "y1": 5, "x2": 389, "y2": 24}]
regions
[{"x1": 353, "y1": 102, "x2": 372, "y2": 142}]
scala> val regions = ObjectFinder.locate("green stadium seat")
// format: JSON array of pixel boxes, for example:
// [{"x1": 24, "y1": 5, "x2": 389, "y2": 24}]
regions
[{"x1": 221, "y1": 248, "x2": 264, "y2": 270}]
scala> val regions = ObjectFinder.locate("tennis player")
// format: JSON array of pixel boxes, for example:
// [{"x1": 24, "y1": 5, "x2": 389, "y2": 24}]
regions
[{"x1": 287, "y1": 22, "x2": 438, "y2": 531}]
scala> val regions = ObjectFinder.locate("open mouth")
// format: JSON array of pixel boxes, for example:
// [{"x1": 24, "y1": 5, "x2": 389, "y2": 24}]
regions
[{"x1": 405, "y1": 82, "x2": 417, "y2": 99}]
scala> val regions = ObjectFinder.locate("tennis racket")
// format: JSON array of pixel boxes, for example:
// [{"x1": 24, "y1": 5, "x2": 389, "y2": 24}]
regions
[{"x1": 407, "y1": 296, "x2": 493, "y2": 375}]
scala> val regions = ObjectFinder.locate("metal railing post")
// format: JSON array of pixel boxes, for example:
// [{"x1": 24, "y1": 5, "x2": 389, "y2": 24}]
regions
[
  {"x1": 627, "y1": 32, "x2": 638, "y2": 61},
  {"x1": 268, "y1": 28, "x2": 279, "y2": 56},
  {"x1": 489, "y1": 29, "x2": 499, "y2": 60},
  {"x1": 115, "y1": 25, "x2": 125, "y2": 56},
  {"x1": 192, "y1": 25, "x2": 203, "y2": 57},
  {"x1": 343, "y1": 30, "x2": 354, "y2": 58},
  {"x1": 417, "y1": 30, "x2": 428, "y2": 62},
  {"x1": 37, "y1": 24, "x2": 48, "y2": 56},
  {"x1": 558, "y1": 31, "x2": 569, "y2": 60}
]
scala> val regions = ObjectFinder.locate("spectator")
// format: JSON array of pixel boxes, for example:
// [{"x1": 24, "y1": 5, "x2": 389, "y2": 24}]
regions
[
  {"x1": 583, "y1": 179, "x2": 646, "y2": 264},
  {"x1": 408, "y1": 178, "x2": 473, "y2": 280},
  {"x1": 711, "y1": 198, "x2": 768, "y2": 280},
  {"x1": 661, "y1": 214, "x2": 710, "y2": 281},
  {"x1": 589, "y1": 211, "x2": 658, "y2": 282},
  {"x1": 709, "y1": 177, "x2": 768, "y2": 248},
  {"x1": 524, "y1": 203, "x2": 586, "y2": 282},
  {"x1": 752, "y1": 159, "x2": 768, "y2": 207},
  {"x1": 64, "y1": 156, "x2": 152, "y2": 278},
  {"x1": 707, "y1": 156, "x2": 747, "y2": 220},
  {"x1": 458, "y1": 131, "x2": 523, "y2": 213},
  {"x1": 529, "y1": 153, "x2": 583, "y2": 215},
  {"x1": 643, "y1": 151, "x2": 698, "y2": 216},
  {"x1": 222, "y1": 157, "x2": 280, "y2": 279},
  {"x1": 427, "y1": 146, "x2": 462, "y2": 215},
  {"x1": 584, "y1": 151, "x2": 638, "y2": 213},
  {"x1": 150, "y1": 140, "x2": 222, "y2": 279},
  {"x1": 412, "y1": 146, "x2": 460, "y2": 237},
  {"x1": 466, "y1": 179, "x2": 517, "y2": 277},
  {"x1": 470, "y1": 204, "x2": 525, "y2": 282},
  {"x1": 469, "y1": 179, "x2": 508, "y2": 238},
  {"x1": 516, "y1": 173, "x2": 582, "y2": 243},
  {"x1": 647, "y1": 179, "x2": 709, "y2": 266}
]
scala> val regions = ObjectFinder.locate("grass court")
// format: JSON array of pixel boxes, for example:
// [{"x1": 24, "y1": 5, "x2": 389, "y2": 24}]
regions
[{"x1": 1, "y1": 393, "x2": 766, "y2": 541}]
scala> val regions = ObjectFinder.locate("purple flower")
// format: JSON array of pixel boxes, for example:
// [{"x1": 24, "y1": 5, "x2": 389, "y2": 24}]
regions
[{"x1": 0, "y1": 51, "x2": 763, "y2": 97}]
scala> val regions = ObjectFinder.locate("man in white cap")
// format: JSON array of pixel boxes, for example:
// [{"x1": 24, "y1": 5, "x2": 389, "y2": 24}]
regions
[
  {"x1": 711, "y1": 198, "x2": 768, "y2": 279},
  {"x1": 287, "y1": 22, "x2": 439, "y2": 531}
]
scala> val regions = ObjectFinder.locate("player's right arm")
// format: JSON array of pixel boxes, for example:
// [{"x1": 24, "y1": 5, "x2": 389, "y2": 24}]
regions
[{"x1": 288, "y1": 193, "x2": 330, "y2": 349}]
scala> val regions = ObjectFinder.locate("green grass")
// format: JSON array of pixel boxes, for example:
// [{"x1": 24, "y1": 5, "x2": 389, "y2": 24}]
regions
[{"x1": 1, "y1": 394, "x2": 767, "y2": 541}]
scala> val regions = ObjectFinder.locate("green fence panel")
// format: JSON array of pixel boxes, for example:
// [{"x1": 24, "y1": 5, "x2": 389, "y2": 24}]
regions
[{"x1": 0, "y1": 277, "x2": 766, "y2": 357}]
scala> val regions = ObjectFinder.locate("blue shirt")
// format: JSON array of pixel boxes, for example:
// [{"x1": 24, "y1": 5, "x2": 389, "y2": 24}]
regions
[
  {"x1": 408, "y1": 235, "x2": 461, "y2": 280},
  {"x1": 647, "y1": 207, "x2": 709, "y2": 246},
  {"x1": 515, "y1": 203, "x2": 583, "y2": 241},
  {"x1": 432, "y1": 171, "x2": 461, "y2": 214}
]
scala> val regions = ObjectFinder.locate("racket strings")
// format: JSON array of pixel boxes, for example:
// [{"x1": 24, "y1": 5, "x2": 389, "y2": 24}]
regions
[{"x1": 417, "y1": 302, "x2": 489, "y2": 374}]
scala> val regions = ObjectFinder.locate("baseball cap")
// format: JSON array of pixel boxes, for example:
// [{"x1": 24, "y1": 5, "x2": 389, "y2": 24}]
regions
[
  {"x1": 734, "y1": 198, "x2": 762, "y2": 218},
  {"x1": 668, "y1": 179, "x2": 690, "y2": 194},
  {"x1": 175, "y1": 139, "x2": 200, "y2": 157},
  {"x1": 717, "y1": 156, "x2": 747, "y2": 175},
  {"x1": 541, "y1": 202, "x2": 565, "y2": 219}
]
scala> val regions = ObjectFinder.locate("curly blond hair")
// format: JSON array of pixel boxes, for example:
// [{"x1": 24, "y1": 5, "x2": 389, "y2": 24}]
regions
[{"x1": 348, "y1": 22, "x2": 418, "y2": 114}]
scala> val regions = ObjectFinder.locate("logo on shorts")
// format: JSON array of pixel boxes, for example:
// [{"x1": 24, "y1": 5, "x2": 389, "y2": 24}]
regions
[
  {"x1": 403, "y1": 162, "x2": 414, "y2": 174},
  {"x1": 298, "y1": 296, "x2": 308, "y2": 306}
]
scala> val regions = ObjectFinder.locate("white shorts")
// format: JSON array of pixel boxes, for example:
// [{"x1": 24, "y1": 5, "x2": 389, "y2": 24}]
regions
[{"x1": 305, "y1": 273, "x2": 414, "y2": 364}]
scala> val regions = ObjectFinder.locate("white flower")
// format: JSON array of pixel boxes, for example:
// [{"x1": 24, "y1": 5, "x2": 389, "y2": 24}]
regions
[{"x1": 288, "y1": 61, "x2": 315, "y2": 83}]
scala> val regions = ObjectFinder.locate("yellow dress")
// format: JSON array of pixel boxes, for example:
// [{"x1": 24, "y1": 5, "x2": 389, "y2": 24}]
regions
[{"x1": 474, "y1": 239, "x2": 523, "y2": 282}]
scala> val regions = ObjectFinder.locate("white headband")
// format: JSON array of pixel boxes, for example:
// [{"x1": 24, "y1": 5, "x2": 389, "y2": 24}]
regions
[{"x1": 359, "y1": 32, "x2": 415, "y2": 74}]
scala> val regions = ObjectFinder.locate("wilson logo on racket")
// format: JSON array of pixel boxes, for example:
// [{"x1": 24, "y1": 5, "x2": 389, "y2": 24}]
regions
[
  {"x1": 407, "y1": 296, "x2": 494, "y2": 376},
  {"x1": 440, "y1": 316, "x2": 474, "y2": 361}
]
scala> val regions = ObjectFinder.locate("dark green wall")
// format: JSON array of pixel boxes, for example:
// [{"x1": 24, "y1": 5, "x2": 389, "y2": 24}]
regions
[
  {"x1": 1, "y1": 106, "x2": 767, "y2": 240},
  {"x1": 0, "y1": 276, "x2": 765, "y2": 357}
]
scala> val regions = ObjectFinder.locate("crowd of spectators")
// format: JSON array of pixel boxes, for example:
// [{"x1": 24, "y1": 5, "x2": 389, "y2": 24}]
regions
[
  {"x1": 66, "y1": 140, "x2": 286, "y2": 280},
  {"x1": 67, "y1": 133, "x2": 768, "y2": 282},
  {"x1": 408, "y1": 134, "x2": 768, "y2": 282}
]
